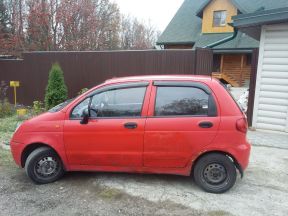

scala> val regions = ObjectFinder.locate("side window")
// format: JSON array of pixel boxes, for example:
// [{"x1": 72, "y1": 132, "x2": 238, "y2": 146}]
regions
[
  {"x1": 90, "y1": 87, "x2": 146, "y2": 117},
  {"x1": 71, "y1": 98, "x2": 90, "y2": 118},
  {"x1": 155, "y1": 87, "x2": 209, "y2": 116}
]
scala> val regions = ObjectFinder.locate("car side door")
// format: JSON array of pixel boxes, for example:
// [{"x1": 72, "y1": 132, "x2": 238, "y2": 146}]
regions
[
  {"x1": 63, "y1": 82, "x2": 151, "y2": 167},
  {"x1": 144, "y1": 81, "x2": 220, "y2": 168}
]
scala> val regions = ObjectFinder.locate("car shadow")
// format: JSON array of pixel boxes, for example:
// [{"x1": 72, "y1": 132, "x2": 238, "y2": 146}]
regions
[{"x1": 62, "y1": 171, "x2": 194, "y2": 187}]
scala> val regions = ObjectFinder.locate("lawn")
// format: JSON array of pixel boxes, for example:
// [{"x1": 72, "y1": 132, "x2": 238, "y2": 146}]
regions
[
  {"x1": 0, "y1": 115, "x2": 20, "y2": 144},
  {"x1": 0, "y1": 115, "x2": 22, "y2": 167}
]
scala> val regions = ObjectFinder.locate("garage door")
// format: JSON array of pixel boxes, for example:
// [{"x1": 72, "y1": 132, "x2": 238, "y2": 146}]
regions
[{"x1": 253, "y1": 24, "x2": 288, "y2": 132}]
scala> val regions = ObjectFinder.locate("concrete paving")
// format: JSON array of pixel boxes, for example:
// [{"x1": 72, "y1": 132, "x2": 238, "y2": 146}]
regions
[{"x1": 248, "y1": 130, "x2": 288, "y2": 149}]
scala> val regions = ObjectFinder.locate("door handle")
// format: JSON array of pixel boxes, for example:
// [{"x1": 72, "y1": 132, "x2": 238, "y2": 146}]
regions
[
  {"x1": 124, "y1": 122, "x2": 138, "y2": 129},
  {"x1": 199, "y1": 121, "x2": 213, "y2": 128}
]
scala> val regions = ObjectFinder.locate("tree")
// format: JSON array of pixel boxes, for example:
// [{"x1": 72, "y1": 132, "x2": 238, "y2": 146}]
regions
[
  {"x1": 45, "y1": 63, "x2": 68, "y2": 109},
  {"x1": 26, "y1": 0, "x2": 52, "y2": 51},
  {"x1": 0, "y1": 0, "x2": 26, "y2": 56},
  {"x1": 0, "y1": 0, "x2": 9, "y2": 32},
  {"x1": 56, "y1": 0, "x2": 120, "y2": 51},
  {"x1": 0, "y1": 0, "x2": 12, "y2": 54},
  {"x1": 120, "y1": 15, "x2": 159, "y2": 50},
  {"x1": 0, "y1": 0, "x2": 160, "y2": 55}
]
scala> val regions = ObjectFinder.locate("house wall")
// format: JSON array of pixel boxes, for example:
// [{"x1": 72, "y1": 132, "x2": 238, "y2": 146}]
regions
[
  {"x1": 252, "y1": 23, "x2": 288, "y2": 132},
  {"x1": 202, "y1": 0, "x2": 237, "y2": 33},
  {"x1": 221, "y1": 54, "x2": 251, "y2": 87}
]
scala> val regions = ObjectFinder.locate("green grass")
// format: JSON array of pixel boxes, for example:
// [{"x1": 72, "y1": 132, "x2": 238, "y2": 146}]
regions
[
  {"x1": 0, "y1": 115, "x2": 21, "y2": 144},
  {"x1": 98, "y1": 187, "x2": 124, "y2": 199},
  {"x1": 0, "y1": 148, "x2": 14, "y2": 166}
]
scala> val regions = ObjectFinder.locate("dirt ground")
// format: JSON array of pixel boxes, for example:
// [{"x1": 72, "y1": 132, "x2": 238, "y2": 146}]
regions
[{"x1": 0, "y1": 145, "x2": 287, "y2": 216}]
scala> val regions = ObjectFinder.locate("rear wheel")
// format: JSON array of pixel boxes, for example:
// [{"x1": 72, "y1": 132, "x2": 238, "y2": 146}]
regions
[
  {"x1": 25, "y1": 147, "x2": 64, "y2": 184},
  {"x1": 193, "y1": 153, "x2": 237, "y2": 193}
]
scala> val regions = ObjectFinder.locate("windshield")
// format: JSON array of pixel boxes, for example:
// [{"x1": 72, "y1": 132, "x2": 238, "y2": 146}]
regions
[{"x1": 49, "y1": 98, "x2": 74, "y2": 112}]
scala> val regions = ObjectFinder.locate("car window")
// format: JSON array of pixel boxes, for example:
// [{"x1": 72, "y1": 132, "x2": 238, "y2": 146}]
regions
[
  {"x1": 71, "y1": 98, "x2": 90, "y2": 118},
  {"x1": 49, "y1": 98, "x2": 74, "y2": 113},
  {"x1": 155, "y1": 87, "x2": 209, "y2": 116},
  {"x1": 90, "y1": 87, "x2": 146, "y2": 117}
]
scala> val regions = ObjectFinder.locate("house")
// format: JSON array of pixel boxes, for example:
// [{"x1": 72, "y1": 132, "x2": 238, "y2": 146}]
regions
[
  {"x1": 232, "y1": 7, "x2": 288, "y2": 133},
  {"x1": 157, "y1": 0, "x2": 287, "y2": 87}
]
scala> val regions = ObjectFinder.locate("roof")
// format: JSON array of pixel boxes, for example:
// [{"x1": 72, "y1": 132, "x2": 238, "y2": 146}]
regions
[
  {"x1": 193, "y1": 32, "x2": 259, "y2": 49},
  {"x1": 105, "y1": 75, "x2": 212, "y2": 84},
  {"x1": 157, "y1": 0, "x2": 288, "y2": 49},
  {"x1": 196, "y1": 0, "x2": 248, "y2": 17},
  {"x1": 157, "y1": 0, "x2": 203, "y2": 45},
  {"x1": 232, "y1": 6, "x2": 288, "y2": 40},
  {"x1": 232, "y1": 7, "x2": 288, "y2": 28}
]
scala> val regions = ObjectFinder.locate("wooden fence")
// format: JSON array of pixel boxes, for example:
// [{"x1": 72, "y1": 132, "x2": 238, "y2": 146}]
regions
[{"x1": 0, "y1": 49, "x2": 213, "y2": 105}]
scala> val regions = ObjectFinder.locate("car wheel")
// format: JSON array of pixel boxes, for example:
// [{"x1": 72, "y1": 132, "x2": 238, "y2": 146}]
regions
[
  {"x1": 25, "y1": 147, "x2": 64, "y2": 184},
  {"x1": 193, "y1": 153, "x2": 237, "y2": 193}
]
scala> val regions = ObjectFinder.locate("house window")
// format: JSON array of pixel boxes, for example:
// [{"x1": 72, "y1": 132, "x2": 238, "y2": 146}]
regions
[{"x1": 213, "y1": 10, "x2": 227, "y2": 27}]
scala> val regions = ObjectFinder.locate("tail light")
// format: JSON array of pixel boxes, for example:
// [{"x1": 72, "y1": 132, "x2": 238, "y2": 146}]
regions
[{"x1": 236, "y1": 118, "x2": 248, "y2": 133}]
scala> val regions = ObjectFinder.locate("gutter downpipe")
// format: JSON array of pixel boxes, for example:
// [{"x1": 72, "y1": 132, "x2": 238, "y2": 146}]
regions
[{"x1": 203, "y1": 28, "x2": 238, "y2": 48}]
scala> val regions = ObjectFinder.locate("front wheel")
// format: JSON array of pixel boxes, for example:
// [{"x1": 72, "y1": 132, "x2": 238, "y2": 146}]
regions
[
  {"x1": 25, "y1": 147, "x2": 64, "y2": 184},
  {"x1": 193, "y1": 153, "x2": 237, "y2": 193}
]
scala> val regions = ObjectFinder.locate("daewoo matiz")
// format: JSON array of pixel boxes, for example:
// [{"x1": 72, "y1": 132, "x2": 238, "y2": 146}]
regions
[{"x1": 10, "y1": 75, "x2": 251, "y2": 193}]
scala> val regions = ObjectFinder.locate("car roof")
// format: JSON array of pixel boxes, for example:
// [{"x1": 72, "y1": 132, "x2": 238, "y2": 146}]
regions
[{"x1": 105, "y1": 75, "x2": 213, "y2": 84}]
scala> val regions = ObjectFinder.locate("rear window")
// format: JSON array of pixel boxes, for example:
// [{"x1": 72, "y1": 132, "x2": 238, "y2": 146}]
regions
[
  {"x1": 154, "y1": 86, "x2": 209, "y2": 116},
  {"x1": 219, "y1": 83, "x2": 244, "y2": 112}
]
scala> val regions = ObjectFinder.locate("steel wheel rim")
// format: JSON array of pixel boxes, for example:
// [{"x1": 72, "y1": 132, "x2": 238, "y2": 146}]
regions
[
  {"x1": 203, "y1": 163, "x2": 227, "y2": 185},
  {"x1": 35, "y1": 156, "x2": 59, "y2": 178}
]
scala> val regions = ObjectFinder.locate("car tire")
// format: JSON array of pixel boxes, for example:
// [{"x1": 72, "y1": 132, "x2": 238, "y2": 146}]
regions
[
  {"x1": 25, "y1": 147, "x2": 64, "y2": 184},
  {"x1": 193, "y1": 153, "x2": 237, "y2": 193}
]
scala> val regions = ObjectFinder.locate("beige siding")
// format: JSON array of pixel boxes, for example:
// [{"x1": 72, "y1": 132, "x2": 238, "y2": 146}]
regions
[
  {"x1": 202, "y1": 0, "x2": 237, "y2": 33},
  {"x1": 253, "y1": 24, "x2": 288, "y2": 132}
]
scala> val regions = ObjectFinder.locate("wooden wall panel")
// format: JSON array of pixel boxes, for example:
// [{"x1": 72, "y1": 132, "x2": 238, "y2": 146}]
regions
[
  {"x1": 221, "y1": 54, "x2": 251, "y2": 87},
  {"x1": 202, "y1": 0, "x2": 237, "y2": 33}
]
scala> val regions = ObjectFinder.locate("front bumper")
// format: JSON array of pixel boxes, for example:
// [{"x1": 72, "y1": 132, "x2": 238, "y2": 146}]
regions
[{"x1": 10, "y1": 141, "x2": 25, "y2": 167}]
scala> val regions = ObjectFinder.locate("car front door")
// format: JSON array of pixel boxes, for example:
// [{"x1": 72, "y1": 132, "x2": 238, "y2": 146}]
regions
[
  {"x1": 144, "y1": 81, "x2": 220, "y2": 168},
  {"x1": 64, "y1": 82, "x2": 150, "y2": 167}
]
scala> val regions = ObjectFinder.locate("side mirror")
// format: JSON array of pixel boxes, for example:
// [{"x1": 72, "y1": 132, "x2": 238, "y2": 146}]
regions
[{"x1": 80, "y1": 108, "x2": 89, "y2": 125}]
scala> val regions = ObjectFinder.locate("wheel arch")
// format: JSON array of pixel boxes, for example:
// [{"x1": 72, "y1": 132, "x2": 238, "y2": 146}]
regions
[
  {"x1": 21, "y1": 143, "x2": 64, "y2": 169},
  {"x1": 191, "y1": 150, "x2": 243, "y2": 178}
]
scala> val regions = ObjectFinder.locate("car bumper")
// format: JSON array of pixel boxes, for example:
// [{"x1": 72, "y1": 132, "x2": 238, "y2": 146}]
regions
[
  {"x1": 10, "y1": 141, "x2": 25, "y2": 167},
  {"x1": 234, "y1": 141, "x2": 251, "y2": 171}
]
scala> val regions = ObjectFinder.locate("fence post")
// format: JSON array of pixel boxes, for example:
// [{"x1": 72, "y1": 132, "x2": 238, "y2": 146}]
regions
[
  {"x1": 194, "y1": 48, "x2": 213, "y2": 75},
  {"x1": 247, "y1": 48, "x2": 259, "y2": 127}
]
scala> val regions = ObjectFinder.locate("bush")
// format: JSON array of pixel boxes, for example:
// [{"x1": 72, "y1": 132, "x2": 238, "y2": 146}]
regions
[
  {"x1": 33, "y1": 100, "x2": 44, "y2": 114},
  {"x1": 0, "y1": 98, "x2": 14, "y2": 118},
  {"x1": 44, "y1": 63, "x2": 68, "y2": 110},
  {"x1": 0, "y1": 81, "x2": 14, "y2": 118},
  {"x1": 0, "y1": 81, "x2": 8, "y2": 101}
]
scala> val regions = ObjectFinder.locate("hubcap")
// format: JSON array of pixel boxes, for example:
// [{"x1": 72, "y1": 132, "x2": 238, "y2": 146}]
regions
[
  {"x1": 35, "y1": 157, "x2": 58, "y2": 177},
  {"x1": 203, "y1": 163, "x2": 227, "y2": 184}
]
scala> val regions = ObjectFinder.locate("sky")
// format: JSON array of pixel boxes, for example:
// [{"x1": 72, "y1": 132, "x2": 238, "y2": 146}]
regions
[{"x1": 113, "y1": 0, "x2": 184, "y2": 32}]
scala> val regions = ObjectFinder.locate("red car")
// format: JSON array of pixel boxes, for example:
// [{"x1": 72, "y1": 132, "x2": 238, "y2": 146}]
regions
[{"x1": 10, "y1": 75, "x2": 251, "y2": 193}]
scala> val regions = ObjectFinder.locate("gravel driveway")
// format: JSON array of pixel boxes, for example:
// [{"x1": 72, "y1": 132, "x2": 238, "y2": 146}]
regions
[{"x1": 0, "y1": 144, "x2": 288, "y2": 216}]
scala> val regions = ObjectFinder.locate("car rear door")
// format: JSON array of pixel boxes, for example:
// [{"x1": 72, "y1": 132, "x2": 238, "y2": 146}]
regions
[{"x1": 144, "y1": 81, "x2": 220, "y2": 168}]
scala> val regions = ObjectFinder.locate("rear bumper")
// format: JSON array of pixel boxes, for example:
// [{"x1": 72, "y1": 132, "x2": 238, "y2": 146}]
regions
[
  {"x1": 234, "y1": 141, "x2": 251, "y2": 171},
  {"x1": 10, "y1": 141, "x2": 25, "y2": 167}
]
